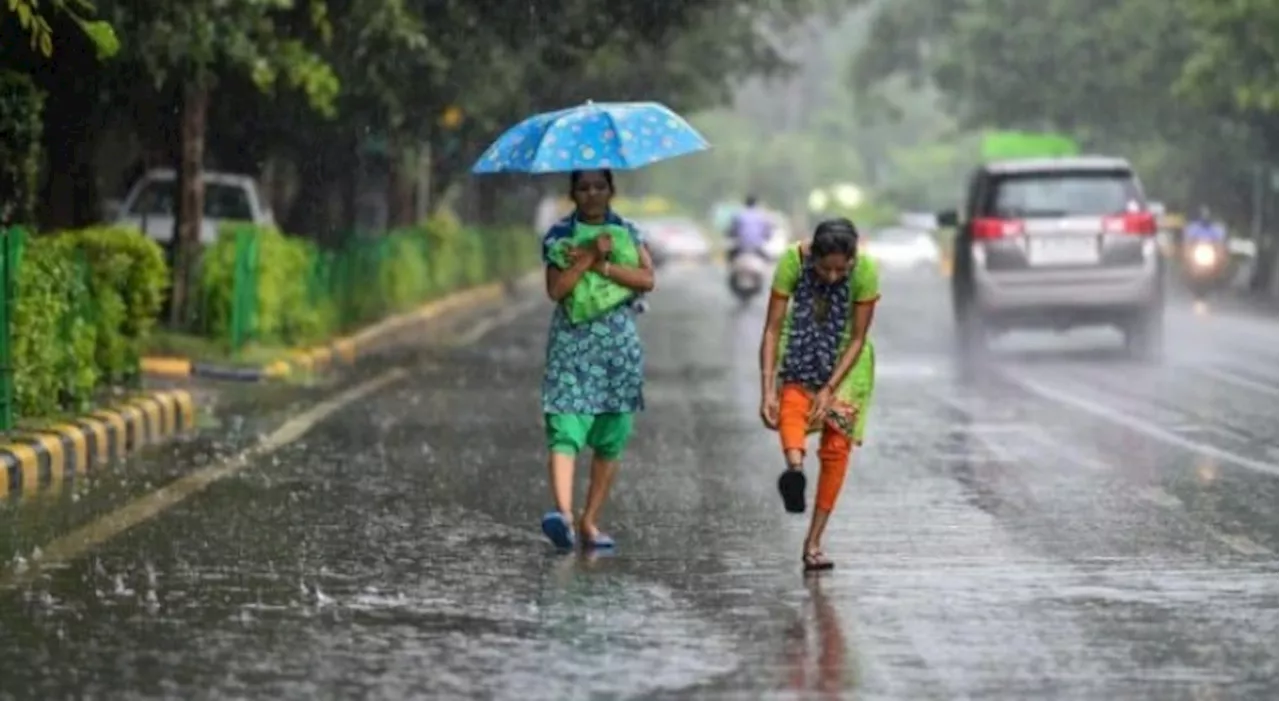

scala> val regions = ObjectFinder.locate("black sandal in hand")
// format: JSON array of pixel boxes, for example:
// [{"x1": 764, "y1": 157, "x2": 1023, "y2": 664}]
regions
[{"x1": 777, "y1": 469, "x2": 806, "y2": 514}]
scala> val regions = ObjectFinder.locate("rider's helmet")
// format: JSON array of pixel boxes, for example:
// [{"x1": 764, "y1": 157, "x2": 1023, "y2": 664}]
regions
[{"x1": 744, "y1": 195, "x2": 758, "y2": 208}]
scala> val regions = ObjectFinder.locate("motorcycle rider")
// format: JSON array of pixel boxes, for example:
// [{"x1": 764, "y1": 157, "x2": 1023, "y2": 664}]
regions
[
  {"x1": 726, "y1": 195, "x2": 775, "y2": 263},
  {"x1": 1183, "y1": 205, "x2": 1226, "y2": 245},
  {"x1": 1180, "y1": 205, "x2": 1229, "y2": 295}
]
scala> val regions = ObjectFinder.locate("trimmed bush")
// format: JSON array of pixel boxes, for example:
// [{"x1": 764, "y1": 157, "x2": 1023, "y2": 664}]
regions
[
  {"x1": 13, "y1": 237, "x2": 92, "y2": 415},
  {"x1": 11, "y1": 227, "x2": 169, "y2": 417},
  {"x1": 58, "y1": 227, "x2": 169, "y2": 383},
  {"x1": 195, "y1": 223, "x2": 332, "y2": 348},
  {"x1": 194, "y1": 217, "x2": 541, "y2": 353}
]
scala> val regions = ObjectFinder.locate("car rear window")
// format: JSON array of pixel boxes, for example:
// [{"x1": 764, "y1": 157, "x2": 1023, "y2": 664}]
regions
[{"x1": 984, "y1": 171, "x2": 1141, "y2": 218}]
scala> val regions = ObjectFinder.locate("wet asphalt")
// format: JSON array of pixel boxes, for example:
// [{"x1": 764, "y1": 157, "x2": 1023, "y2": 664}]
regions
[{"x1": 0, "y1": 263, "x2": 1276, "y2": 700}]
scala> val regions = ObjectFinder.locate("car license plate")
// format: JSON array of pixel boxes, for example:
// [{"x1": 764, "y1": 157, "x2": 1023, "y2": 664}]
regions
[{"x1": 1028, "y1": 237, "x2": 1098, "y2": 266}]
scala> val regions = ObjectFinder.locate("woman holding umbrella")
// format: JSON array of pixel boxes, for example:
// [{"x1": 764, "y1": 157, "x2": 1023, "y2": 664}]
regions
[
  {"x1": 539, "y1": 169, "x2": 654, "y2": 550},
  {"x1": 470, "y1": 100, "x2": 711, "y2": 551}
]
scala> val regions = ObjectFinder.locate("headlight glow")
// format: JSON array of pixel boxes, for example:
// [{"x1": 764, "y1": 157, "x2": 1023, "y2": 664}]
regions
[{"x1": 1191, "y1": 244, "x2": 1216, "y2": 267}]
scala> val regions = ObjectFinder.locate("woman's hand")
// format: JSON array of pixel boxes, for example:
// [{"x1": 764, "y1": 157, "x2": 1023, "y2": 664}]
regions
[
  {"x1": 759, "y1": 392, "x2": 780, "y2": 429},
  {"x1": 592, "y1": 234, "x2": 613, "y2": 258},
  {"x1": 545, "y1": 246, "x2": 599, "y2": 302},
  {"x1": 565, "y1": 245, "x2": 596, "y2": 267},
  {"x1": 807, "y1": 386, "x2": 834, "y2": 428}
]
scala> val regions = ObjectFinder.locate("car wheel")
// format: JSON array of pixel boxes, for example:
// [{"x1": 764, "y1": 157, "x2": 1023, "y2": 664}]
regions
[
  {"x1": 1123, "y1": 307, "x2": 1164, "y2": 361},
  {"x1": 955, "y1": 303, "x2": 988, "y2": 359}
]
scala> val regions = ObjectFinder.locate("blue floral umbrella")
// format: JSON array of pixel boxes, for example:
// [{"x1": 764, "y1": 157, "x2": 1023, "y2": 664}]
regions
[{"x1": 471, "y1": 101, "x2": 711, "y2": 174}]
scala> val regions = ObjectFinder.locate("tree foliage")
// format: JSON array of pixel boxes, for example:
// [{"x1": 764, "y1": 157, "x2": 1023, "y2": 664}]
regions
[
  {"x1": 5, "y1": 0, "x2": 118, "y2": 58},
  {"x1": 105, "y1": 0, "x2": 338, "y2": 113},
  {"x1": 632, "y1": 6, "x2": 975, "y2": 222},
  {"x1": 2, "y1": 0, "x2": 859, "y2": 249},
  {"x1": 850, "y1": 0, "x2": 1277, "y2": 229}
]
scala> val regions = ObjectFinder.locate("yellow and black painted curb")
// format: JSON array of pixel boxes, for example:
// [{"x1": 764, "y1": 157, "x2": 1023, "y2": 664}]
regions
[
  {"x1": 141, "y1": 280, "x2": 516, "y2": 383},
  {"x1": 0, "y1": 390, "x2": 196, "y2": 499}
]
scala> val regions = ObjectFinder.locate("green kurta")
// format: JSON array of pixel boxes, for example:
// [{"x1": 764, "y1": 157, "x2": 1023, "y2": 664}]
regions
[{"x1": 770, "y1": 244, "x2": 880, "y2": 443}]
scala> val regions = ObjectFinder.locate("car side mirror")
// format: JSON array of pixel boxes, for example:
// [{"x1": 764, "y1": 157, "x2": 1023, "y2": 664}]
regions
[{"x1": 936, "y1": 209, "x2": 959, "y2": 228}]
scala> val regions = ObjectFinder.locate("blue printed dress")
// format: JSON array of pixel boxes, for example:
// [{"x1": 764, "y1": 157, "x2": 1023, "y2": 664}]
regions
[{"x1": 541, "y1": 212, "x2": 646, "y2": 415}]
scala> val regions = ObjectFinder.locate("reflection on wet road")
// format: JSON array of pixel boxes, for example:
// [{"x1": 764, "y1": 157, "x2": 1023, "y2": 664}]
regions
[{"x1": 1, "y1": 265, "x2": 1276, "y2": 700}]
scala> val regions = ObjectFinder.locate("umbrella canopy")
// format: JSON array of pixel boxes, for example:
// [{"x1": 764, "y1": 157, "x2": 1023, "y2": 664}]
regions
[{"x1": 472, "y1": 101, "x2": 711, "y2": 174}]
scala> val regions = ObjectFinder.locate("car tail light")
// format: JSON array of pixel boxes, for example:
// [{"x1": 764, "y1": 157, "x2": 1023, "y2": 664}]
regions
[
  {"x1": 972, "y1": 218, "x2": 1024, "y2": 240},
  {"x1": 1102, "y1": 212, "x2": 1156, "y2": 235}
]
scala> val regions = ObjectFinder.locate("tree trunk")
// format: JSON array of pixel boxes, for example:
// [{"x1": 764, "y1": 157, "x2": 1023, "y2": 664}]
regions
[
  {"x1": 473, "y1": 176, "x2": 499, "y2": 227},
  {"x1": 385, "y1": 136, "x2": 416, "y2": 228},
  {"x1": 415, "y1": 143, "x2": 432, "y2": 220},
  {"x1": 168, "y1": 81, "x2": 209, "y2": 328},
  {"x1": 39, "y1": 103, "x2": 98, "y2": 229}
]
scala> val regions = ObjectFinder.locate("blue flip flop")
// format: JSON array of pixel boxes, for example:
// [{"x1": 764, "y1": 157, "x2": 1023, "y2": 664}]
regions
[
  {"x1": 541, "y1": 511, "x2": 575, "y2": 550},
  {"x1": 583, "y1": 532, "x2": 616, "y2": 550}
]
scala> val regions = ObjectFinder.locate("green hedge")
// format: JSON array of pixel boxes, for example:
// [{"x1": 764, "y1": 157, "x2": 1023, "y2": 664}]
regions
[
  {"x1": 194, "y1": 213, "x2": 540, "y2": 352},
  {"x1": 11, "y1": 227, "x2": 168, "y2": 417}
]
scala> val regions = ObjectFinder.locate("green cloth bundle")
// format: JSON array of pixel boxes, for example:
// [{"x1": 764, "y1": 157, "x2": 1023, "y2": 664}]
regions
[{"x1": 546, "y1": 222, "x2": 640, "y2": 324}]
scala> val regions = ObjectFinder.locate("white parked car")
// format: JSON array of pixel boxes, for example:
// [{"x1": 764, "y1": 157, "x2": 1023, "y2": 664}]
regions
[
  {"x1": 636, "y1": 216, "x2": 712, "y2": 264},
  {"x1": 113, "y1": 169, "x2": 275, "y2": 245},
  {"x1": 861, "y1": 226, "x2": 941, "y2": 272}
]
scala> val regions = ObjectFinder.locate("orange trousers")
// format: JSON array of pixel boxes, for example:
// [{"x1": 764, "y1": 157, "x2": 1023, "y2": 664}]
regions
[{"x1": 778, "y1": 384, "x2": 853, "y2": 512}]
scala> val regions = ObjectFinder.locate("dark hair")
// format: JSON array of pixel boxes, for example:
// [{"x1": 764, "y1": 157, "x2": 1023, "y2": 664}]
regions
[
  {"x1": 569, "y1": 169, "x2": 615, "y2": 193},
  {"x1": 745, "y1": 195, "x2": 758, "y2": 207},
  {"x1": 811, "y1": 218, "x2": 859, "y2": 258}
]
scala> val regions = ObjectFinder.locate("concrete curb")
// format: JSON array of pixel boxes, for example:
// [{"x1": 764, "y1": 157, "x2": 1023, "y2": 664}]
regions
[
  {"x1": 141, "y1": 277, "x2": 529, "y2": 383},
  {"x1": 1, "y1": 390, "x2": 196, "y2": 499}
]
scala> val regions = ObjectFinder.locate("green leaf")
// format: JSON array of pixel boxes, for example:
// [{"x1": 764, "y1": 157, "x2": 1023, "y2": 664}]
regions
[{"x1": 78, "y1": 19, "x2": 118, "y2": 59}]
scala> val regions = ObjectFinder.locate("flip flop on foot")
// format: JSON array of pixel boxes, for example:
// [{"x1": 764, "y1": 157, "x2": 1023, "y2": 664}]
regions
[
  {"x1": 802, "y1": 551, "x2": 834, "y2": 572},
  {"x1": 541, "y1": 511, "x2": 575, "y2": 550},
  {"x1": 582, "y1": 531, "x2": 616, "y2": 550},
  {"x1": 777, "y1": 469, "x2": 807, "y2": 514}
]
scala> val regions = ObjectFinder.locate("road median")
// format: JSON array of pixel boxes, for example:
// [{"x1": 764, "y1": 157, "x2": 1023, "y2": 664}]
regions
[
  {"x1": 140, "y1": 277, "x2": 526, "y2": 382},
  {"x1": 1, "y1": 390, "x2": 195, "y2": 499}
]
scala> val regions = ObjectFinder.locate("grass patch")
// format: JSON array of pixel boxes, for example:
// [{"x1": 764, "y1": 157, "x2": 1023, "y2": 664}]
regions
[
  {"x1": 8, "y1": 386, "x2": 156, "y2": 434},
  {"x1": 144, "y1": 330, "x2": 295, "y2": 368}
]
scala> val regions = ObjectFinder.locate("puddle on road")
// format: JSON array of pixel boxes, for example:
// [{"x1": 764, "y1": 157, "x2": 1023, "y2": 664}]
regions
[{"x1": 0, "y1": 490, "x2": 744, "y2": 700}]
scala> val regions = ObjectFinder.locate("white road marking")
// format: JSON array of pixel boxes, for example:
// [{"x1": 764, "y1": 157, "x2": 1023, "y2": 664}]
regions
[
  {"x1": 0, "y1": 368, "x2": 408, "y2": 589},
  {"x1": 1001, "y1": 372, "x2": 1278, "y2": 476},
  {"x1": 447, "y1": 295, "x2": 540, "y2": 346},
  {"x1": 1203, "y1": 529, "x2": 1272, "y2": 557},
  {"x1": 1190, "y1": 365, "x2": 1279, "y2": 397},
  {"x1": 1136, "y1": 486, "x2": 1183, "y2": 509}
]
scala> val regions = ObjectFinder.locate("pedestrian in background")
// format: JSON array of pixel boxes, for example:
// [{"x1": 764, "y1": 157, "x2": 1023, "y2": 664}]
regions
[
  {"x1": 757, "y1": 218, "x2": 880, "y2": 572},
  {"x1": 539, "y1": 168, "x2": 655, "y2": 551}
]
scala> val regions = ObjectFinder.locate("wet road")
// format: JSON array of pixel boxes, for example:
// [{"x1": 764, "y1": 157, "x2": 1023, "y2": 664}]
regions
[{"x1": 1, "y1": 265, "x2": 1276, "y2": 700}]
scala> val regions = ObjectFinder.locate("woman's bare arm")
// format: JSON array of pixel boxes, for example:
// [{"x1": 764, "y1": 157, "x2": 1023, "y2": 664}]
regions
[
  {"x1": 823, "y1": 301, "x2": 876, "y2": 390},
  {"x1": 759, "y1": 293, "x2": 788, "y2": 399},
  {"x1": 593, "y1": 245, "x2": 655, "y2": 293},
  {"x1": 545, "y1": 247, "x2": 598, "y2": 302}
]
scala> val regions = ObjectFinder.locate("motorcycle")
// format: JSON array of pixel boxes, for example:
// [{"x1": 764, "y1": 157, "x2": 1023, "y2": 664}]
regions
[
  {"x1": 728, "y1": 248, "x2": 771, "y2": 303},
  {"x1": 1180, "y1": 239, "x2": 1229, "y2": 298}
]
